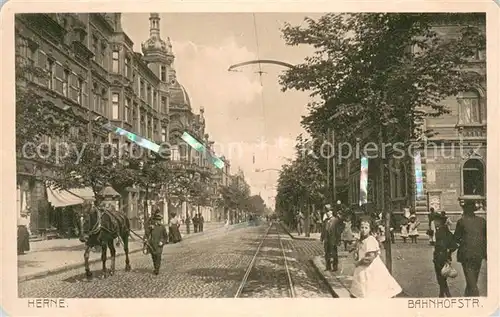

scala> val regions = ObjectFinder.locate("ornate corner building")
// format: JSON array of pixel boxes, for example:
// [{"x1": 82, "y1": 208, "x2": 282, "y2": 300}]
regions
[{"x1": 15, "y1": 13, "x2": 228, "y2": 234}]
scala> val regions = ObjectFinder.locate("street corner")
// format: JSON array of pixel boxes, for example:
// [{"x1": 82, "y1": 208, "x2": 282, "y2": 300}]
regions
[{"x1": 311, "y1": 256, "x2": 353, "y2": 298}]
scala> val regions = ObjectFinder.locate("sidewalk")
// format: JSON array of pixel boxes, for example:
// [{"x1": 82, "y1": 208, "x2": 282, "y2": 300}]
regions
[
  {"x1": 280, "y1": 222, "x2": 321, "y2": 240},
  {"x1": 312, "y1": 242, "x2": 488, "y2": 298},
  {"x1": 18, "y1": 221, "x2": 229, "y2": 282}
]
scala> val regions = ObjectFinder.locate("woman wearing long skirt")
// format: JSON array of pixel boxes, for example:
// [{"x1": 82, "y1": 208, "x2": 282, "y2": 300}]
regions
[
  {"x1": 169, "y1": 214, "x2": 182, "y2": 243},
  {"x1": 17, "y1": 213, "x2": 30, "y2": 255},
  {"x1": 350, "y1": 219, "x2": 402, "y2": 298}
]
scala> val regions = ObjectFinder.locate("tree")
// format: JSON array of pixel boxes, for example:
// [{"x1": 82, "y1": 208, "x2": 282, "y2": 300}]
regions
[
  {"x1": 119, "y1": 147, "x2": 172, "y2": 223},
  {"x1": 280, "y1": 13, "x2": 485, "y2": 143},
  {"x1": 276, "y1": 135, "x2": 327, "y2": 236},
  {"x1": 47, "y1": 136, "x2": 126, "y2": 205},
  {"x1": 217, "y1": 179, "x2": 251, "y2": 224},
  {"x1": 279, "y1": 13, "x2": 485, "y2": 270},
  {"x1": 247, "y1": 195, "x2": 266, "y2": 215}
]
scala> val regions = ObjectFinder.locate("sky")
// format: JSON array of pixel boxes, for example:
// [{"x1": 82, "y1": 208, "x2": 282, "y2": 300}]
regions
[{"x1": 121, "y1": 13, "x2": 323, "y2": 207}]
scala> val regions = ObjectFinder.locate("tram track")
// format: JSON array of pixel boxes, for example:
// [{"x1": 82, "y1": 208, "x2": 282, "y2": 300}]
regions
[{"x1": 234, "y1": 222, "x2": 295, "y2": 298}]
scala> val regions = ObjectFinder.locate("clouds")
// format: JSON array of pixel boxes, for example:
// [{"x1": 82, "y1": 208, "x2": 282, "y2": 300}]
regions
[{"x1": 171, "y1": 37, "x2": 263, "y2": 117}]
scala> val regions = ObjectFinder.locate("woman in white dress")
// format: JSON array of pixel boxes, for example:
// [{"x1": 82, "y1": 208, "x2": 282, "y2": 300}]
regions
[{"x1": 349, "y1": 219, "x2": 402, "y2": 298}]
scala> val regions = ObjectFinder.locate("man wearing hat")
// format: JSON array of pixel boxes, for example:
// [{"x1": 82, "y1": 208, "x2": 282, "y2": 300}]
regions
[
  {"x1": 144, "y1": 212, "x2": 168, "y2": 275},
  {"x1": 321, "y1": 204, "x2": 342, "y2": 271},
  {"x1": 454, "y1": 199, "x2": 487, "y2": 296}
]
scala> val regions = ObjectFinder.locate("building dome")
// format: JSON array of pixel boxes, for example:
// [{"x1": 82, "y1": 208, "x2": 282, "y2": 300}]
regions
[{"x1": 170, "y1": 80, "x2": 191, "y2": 108}]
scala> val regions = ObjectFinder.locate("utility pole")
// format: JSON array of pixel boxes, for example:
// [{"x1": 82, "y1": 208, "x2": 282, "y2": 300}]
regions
[
  {"x1": 379, "y1": 125, "x2": 392, "y2": 273},
  {"x1": 331, "y1": 128, "x2": 336, "y2": 204}
]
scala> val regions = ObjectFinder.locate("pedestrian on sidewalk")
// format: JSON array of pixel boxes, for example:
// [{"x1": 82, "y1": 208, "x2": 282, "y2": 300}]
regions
[
  {"x1": 193, "y1": 214, "x2": 199, "y2": 233},
  {"x1": 349, "y1": 218, "x2": 402, "y2": 298},
  {"x1": 185, "y1": 215, "x2": 191, "y2": 234},
  {"x1": 144, "y1": 213, "x2": 168, "y2": 275},
  {"x1": 320, "y1": 205, "x2": 342, "y2": 272},
  {"x1": 408, "y1": 215, "x2": 420, "y2": 243},
  {"x1": 198, "y1": 213, "x2": 204, "y2": 232},
  {"x1": 17, "y1": 211, "x2": 31, "y2": 255},
  {"x1": 454, "y1": 200, "x2": 487, "y2": 297},
  {"x1": 296, "y1": 211, "x2": 304, "y2": 236},
  {"x1": 341, "y1": 216, "x2": 355, "y2": 251},
  {"x1": 169, "y1": 213, "x2": 182, "y2": 243},
  {"x1": 428, "y1": 207, "x2": 438, "y2": 245},
  {"x1": 433, "y1": 214, "x2": 459, "y2": 297},
  {"x1": 400, "y1": 216, "x2": 409, "y2": 243}
]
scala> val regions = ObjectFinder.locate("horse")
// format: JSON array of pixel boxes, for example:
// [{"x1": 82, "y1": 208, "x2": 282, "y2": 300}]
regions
[{"x1": 77, "y1": 203, "x2": 132, "y2": 278}]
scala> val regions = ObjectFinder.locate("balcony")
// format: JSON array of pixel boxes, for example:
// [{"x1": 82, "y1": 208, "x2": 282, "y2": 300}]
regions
[{"x1": 457, "y1": 124, "x2": 486, "y2": 139}]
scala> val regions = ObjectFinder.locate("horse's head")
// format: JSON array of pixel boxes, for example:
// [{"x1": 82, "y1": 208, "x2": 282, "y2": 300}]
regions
[{"x1": 77, "y1": 203, "x2": 99, "y2": 243}]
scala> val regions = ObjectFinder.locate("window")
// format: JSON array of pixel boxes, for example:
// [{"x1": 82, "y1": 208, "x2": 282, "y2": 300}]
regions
[
  {"x1": 160, "y1": 65, "x2": 166, "y2": 81},
  {"x1": 93, "y1": 84, "x2": 99, "y2": 111},
  {"x1": 391, "y1": 162, "x2": 407, "y2": 198},
  {"x1": 112, "y1": 93, "x2": 119, "y2": 119},
  {"x1": 100, "y1": 42, "x2": 106, "y2": 68},
  {"x1": 62, "y1": 69, "x2": 69, "y2": 97},
  {"x1": 161, "y1": 128, "x2": 166, "y2": 142},
  {"x1": 112, "y1": 50, "x2": 119, "y2": 73},
  {"x1": 462, "y1": 159, "x2": 485, "y2": 196},
  {"x1": 161, "y1": 96, "x2": 167, "y2": 113},
  {"x1": 147, "y1": 85, "x2": 152, "y2": 104},
  {"x1": 458, "y1": 91, "x2": 481, "y2": 124},
  {"x1": 171, "y1": 145, "x2": 180, "y2": 161},
  {"x1": 92, "y1": 36, "x2": 98, "y2": 61},
  {"x1": 101, "y1": 89, "x2": 107, "y2": 115},
  {"x1": 124, "y1": 98, "x2": 130, "y2": 122},
  {"x1": 153, "y1": 91, "x2": 157, "y2": 110},
  {"x1": 46, "y1": 59, "x2": 54, "y2": 89},
  {"x1": 125, "y1": 56, "x2": 130, "y2": 77},
  {"x1": 76, "y1": 78, "x2": 83, "y2": 104},
  {"x1": 140, "y1": 80, "x2": 145, "y2": 99}
]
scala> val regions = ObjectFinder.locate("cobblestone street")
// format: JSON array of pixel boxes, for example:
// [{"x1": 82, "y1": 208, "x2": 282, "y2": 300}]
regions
[{"x1": 18, "y1": 223, "x2": 332, "y2": 298}]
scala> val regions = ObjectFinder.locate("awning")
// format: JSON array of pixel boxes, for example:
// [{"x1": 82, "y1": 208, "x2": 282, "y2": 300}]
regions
[{"x1": 46, "y1": 186, "x2": 94, "y2": 208}]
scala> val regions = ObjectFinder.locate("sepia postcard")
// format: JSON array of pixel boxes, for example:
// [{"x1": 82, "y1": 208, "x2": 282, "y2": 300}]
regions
[{"x1": 1, "y1": 0, "x2": 499, "y2": 316}]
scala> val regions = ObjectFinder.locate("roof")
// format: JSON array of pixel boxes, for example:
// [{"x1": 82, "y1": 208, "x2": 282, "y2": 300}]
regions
[{"x1": 170, "y1": 81, "x2": 191, "y2": 108}]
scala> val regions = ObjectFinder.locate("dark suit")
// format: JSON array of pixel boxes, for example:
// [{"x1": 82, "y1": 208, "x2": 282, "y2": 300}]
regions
[
  {"x1": 321, "y1": 216, "x2": 342, "y2": 271},
  {"x1": 454, "y1": 214, "x2": 487, "y2": 297},
  {"x1": 145, "y1": 222, "x2": 168, "y2": 274}
]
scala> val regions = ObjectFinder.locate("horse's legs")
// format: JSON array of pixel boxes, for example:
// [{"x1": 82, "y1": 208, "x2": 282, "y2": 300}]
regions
[
  {"x1": 101, "y1": 242, "x2": 108, "y2": 278},
  {"x1": 84, "y1": 245, "x2": 92, "y2": 278},
  {"x1": 108, "y1": 239, "x2": 116, "y2": 276},
  {"x1": 122, "y1": 232, "x2": 131, "y2": 272}
]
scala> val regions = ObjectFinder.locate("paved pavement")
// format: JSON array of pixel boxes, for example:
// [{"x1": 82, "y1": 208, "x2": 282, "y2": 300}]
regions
[
  {"x1": 312, "y1": 241, "x2": 488, "y2": 298},
  {"x1": 18, "y1": 222, "x2": 226, "y2": 281},
  {"x1": 18, "y1": 221, "x2": 333, "y2": 298}
]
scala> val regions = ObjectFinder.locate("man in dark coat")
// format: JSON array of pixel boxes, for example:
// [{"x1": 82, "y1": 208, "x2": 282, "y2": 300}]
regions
[
  {"x1": 144, "y1": 213, "x2": 168, "y2": 275},
  {"x1": 198, "y1": 213, "x2": 204, "y2": 232},
  {"x1": 454, "y1": 200, "x2": 487, "y2": 297},
  {"x1": 192, "y1": 213, "x2": 199, "y2": 233},
  {"x1": 320, "y1": 205, "x2": 342, "y2": 271},
  {"x1": 185, "y1": 215, "x2": 191, "y2": 234}
]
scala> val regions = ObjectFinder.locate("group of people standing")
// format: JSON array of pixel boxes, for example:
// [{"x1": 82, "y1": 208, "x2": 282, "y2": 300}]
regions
[
  {"x1": 183, "y1": 213, "x2": 204, "y2": 234},
  {"x1": 318, "y1": 199, "x2": 487, "y2": 298}
]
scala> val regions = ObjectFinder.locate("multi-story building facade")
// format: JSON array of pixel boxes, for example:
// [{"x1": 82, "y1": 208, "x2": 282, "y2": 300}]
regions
[
  {"x1": 340, "y1": 14, "x2": 486, "y2": 227},
  {"x1": 15, "y1": 13, "x2": 232, "y2": 233}
]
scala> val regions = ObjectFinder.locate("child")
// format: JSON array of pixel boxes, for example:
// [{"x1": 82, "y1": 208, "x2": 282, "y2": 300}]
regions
[
  {"x1": 433, "y1": 214, "x2": 458, "y2": 297},
  {"x1": 349, "y1": 218, "x2": 402, "y2": 298},
  {"x1": 400, "y1": 217, "x2": 409, "y2": 243},
  {"x1": 144, "y1": 213, "x2": 168, "y2": 275},
  {"x1": 408, "y1": 215, "x2": 420, "y2": 243},
  {"x1": 341, "y1": 217, "x2": 355, "y2": 251}
]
